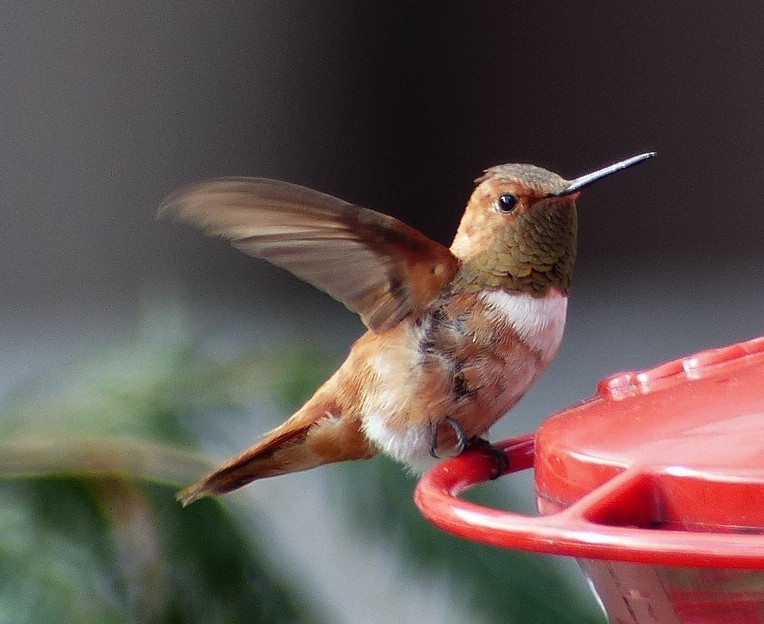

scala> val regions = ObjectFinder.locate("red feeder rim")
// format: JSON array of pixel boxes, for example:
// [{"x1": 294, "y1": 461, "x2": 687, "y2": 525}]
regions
[{"x1": 415, "y1": 336, "x2": 764, "y2": 569}]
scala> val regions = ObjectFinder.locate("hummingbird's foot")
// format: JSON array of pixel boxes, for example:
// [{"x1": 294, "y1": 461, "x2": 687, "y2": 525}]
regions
[
  {"x1": 465, "y1": 437, "x2": 510, "y2": 480},
  {"x1": 428, "y1": 416, "x2": 467, "y2": 459}
]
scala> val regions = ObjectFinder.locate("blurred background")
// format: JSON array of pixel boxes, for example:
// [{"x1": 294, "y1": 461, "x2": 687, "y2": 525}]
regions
[{"x1": 1, "y1": 3, "x2": 763, "y2": 623}]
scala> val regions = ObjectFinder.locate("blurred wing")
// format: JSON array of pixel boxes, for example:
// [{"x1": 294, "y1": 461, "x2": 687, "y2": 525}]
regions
[{"x1": 159, "y1": 178, "x2": 459, "y2": 331}]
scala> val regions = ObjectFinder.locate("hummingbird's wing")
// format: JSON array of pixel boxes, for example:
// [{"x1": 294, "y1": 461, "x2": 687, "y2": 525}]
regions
[{"x1": 159, "y1": 178, "x2": 459, "y2": 331}]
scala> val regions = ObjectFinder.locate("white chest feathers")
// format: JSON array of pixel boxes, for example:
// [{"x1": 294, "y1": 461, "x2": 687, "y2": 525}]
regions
[{"x1": 479, "y1": 289, "x2": 568, "y2": 362}]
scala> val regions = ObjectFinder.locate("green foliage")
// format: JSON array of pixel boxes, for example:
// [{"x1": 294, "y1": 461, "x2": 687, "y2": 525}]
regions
[
  {"x1": 0, "y1": 478, "x2": 314, "y2": 624},
  {"x1": 0, "y1": 327, "x2": 326, "y2": 624}
]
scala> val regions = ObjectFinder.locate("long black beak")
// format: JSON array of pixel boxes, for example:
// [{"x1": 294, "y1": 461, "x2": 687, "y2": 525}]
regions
[{"x1": 554, "y1": 152, "x2": 656, "y2": 196}]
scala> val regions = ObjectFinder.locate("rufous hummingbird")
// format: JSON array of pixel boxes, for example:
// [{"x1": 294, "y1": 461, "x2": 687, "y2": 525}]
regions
[{"x1": 160, "y1": 152, "x2": 655, "y2": 505}]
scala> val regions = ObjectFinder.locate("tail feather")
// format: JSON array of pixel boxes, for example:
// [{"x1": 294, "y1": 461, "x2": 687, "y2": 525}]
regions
[
  {"x1": 177, "y1": 406, "x2": 376, "y2": 506},
  {"x1": 177, "y1": 424, "x2": 312, "y2": 506}
]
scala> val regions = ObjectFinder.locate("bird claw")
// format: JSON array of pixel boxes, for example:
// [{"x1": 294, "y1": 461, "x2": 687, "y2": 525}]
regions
[
  {"x1": 428, "y1": 420, "x2": 508, "y2": 478},
  {"x1": 428, "y1": 416, "x2": 467, "y2": 459}
]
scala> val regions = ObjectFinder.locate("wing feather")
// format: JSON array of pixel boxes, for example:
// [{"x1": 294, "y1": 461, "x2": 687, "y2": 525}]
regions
[{"x1": 159, "y1": 177, "x2": 458, "y2": 331}]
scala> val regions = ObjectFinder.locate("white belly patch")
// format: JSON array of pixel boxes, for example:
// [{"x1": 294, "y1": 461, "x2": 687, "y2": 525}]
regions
[
  {"x1": 360, "y1": 345, "x2": 440, "y2": 471},
  {"x1": 479, "y1": 289, "x2": 568, "y2": 362}
]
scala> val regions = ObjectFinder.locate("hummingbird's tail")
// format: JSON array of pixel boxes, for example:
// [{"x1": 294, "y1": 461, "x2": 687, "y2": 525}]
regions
[{"x1": 177, "y1": 403, "x2": 376, "y2": 506}]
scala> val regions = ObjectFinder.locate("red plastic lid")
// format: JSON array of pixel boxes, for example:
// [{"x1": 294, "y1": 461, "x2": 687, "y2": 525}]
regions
[{"x1": 415, "y1": 336, "x2": 764, "y2": 567}]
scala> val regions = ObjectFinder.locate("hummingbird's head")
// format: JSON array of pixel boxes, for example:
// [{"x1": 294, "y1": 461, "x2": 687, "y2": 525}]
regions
[
  {"x1": 451, "y1": 163, "x2": 579, "y2": 296},
  {"x1": 451, "y1": 153, "x2": 655, "y2": 296}
]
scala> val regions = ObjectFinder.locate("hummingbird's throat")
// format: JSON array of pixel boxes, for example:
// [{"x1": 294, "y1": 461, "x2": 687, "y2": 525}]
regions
[{"x1": 456, "y1": 206, "x2": 578, "y2": 297}]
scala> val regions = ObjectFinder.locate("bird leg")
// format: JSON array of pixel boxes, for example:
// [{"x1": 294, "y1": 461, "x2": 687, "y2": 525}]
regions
[{"x1": 464, "y1": 437, "x2": 510, "y2": 479}]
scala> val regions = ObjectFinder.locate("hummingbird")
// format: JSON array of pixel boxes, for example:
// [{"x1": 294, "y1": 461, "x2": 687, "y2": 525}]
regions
[{"x1": 160, "y1": 152, "x2": 655, "y2": 505}]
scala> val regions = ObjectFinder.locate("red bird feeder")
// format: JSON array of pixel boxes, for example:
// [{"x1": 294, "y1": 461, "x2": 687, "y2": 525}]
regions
[{"x1": 415, "y1": 336, "x2": 764, "y2": 623}]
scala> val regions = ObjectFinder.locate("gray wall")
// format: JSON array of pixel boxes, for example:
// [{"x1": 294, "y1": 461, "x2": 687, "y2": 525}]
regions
[{"x1": 2, "y1": 2, "x2": 762, "y2": 367}]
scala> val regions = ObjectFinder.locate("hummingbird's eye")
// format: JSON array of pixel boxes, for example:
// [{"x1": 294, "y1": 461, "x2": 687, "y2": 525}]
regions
[{"x1": 496, "y1": 194, "x2": 518, "y2": 213}]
